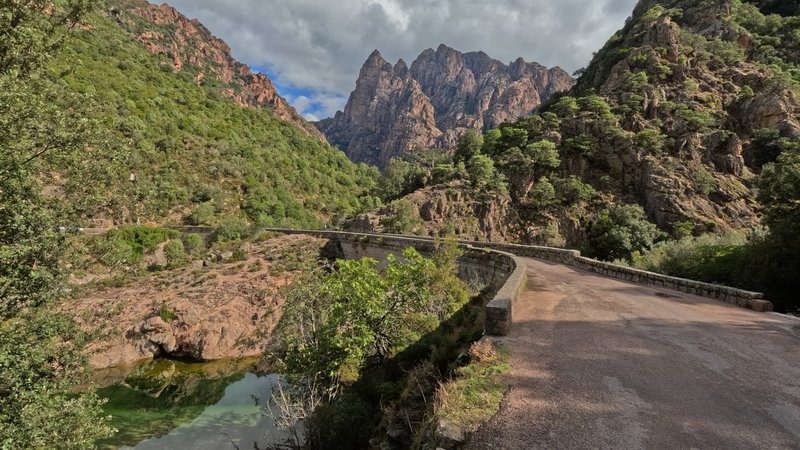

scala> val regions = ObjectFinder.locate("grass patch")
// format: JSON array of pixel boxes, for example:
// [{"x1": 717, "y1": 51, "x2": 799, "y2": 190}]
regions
[{"x1": 434, "y1": 339, "x2": 509, "y2": 432}]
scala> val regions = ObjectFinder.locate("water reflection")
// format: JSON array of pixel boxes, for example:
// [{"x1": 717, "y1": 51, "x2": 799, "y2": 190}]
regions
[
  {"x1": 95, "y1": 359, "x2": 292, "y2": 450},
  {"x1": 124, "y1": 373, "x2": 290, "y2": 450}
]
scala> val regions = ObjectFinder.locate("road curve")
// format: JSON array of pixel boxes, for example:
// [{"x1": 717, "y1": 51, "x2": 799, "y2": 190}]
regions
[{"x1": 467, "y1": 257, "x2": 800, "y2": 449}]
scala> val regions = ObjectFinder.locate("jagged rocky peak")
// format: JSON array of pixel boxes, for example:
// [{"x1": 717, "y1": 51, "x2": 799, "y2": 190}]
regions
[
  {"x1": 109, "y1": 0, "x2": 325, "y2": 140},
  {"x1": 394, "y1": 58, "x2": 409, "y2": 77},
  {"x1": 317, "y1": 44, "x2": 575, "y2": 167}
]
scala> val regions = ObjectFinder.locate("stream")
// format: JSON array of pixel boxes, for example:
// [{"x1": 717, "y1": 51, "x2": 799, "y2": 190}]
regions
[{"x1": 93, "y1": 358, "x2": 296, "y2": 450}]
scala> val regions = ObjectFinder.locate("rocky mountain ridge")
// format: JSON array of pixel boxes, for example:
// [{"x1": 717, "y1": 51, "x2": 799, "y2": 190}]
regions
[
  {"x1": 349, "y1": 0, "x2": 800, "y2": 248},
  {"x1": 317, "y1": 45, "x2": 574, "y2": 167},
  {"x1": 109, "y1": 0, "x2": 324, "y2": 140}
]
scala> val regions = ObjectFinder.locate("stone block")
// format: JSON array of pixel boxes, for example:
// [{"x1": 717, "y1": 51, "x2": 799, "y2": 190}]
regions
[{"x1": 748, "y1": 299, "x2": 774, "y2": 312}]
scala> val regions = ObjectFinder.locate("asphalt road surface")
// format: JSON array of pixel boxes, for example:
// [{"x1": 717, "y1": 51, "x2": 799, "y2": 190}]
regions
[{"x1": 467, "y1": 257, "x2": 800, "y2": 449}]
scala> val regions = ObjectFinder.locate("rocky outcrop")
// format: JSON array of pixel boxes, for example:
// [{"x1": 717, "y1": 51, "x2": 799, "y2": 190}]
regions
[
  {"x1": 66, "y1": 234, "x2": 327, "y2": 369},
  {"x1": 561, "y1": 0, "x2": 800, "y2": 232},
  {"x1": 317, "y1": 45, "x2": 574, "y2": 166},
  {"x1": 344, "y1": 183, "x2": 517, "y2": 242},
  {"x1": 316, "y1": 51, "x2": 442, "y2": 168},
  {"x1": 109, "y1": 0, "x2": 324, "y2": 140}
]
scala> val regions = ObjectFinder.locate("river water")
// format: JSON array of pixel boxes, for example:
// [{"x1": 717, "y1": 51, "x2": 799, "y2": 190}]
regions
[{"x1": 93, "y1": 358, "x2": 295, "y2": 450}]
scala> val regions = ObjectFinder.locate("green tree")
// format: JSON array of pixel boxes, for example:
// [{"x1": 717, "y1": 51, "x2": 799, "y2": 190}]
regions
[
  {"x1": 750, "y1": 128, "x2": 799, "y2": 170},
  {"x1": 382, "y1": 199, "x2": 423, "y2": 235},
  {"x1": 0, "y1": 0, "x2": 114, "y2": 447},
  {"x1": 759, "y1": 144, "x2": 800, "y2": 238},
  {"x1": 587, "y1": 204, "x2": 665, "y2": 261},
  {"x1": 529, "y1": 177, "x2": 557, "y2": 206},
  {"x1": 467, "y1": 154, "x2": 504, "y2": 192},
  {"x1": 498, "y1": 140, "x2": 560, "y2": 199},
  {"x1": 375, "y1": 158, "x2": 426, "y2": 202},
  {"x1": 271, "y1": 245, "x2": 469, "y2": 415},
  {"x1": 551, "y1": 96, "x2": 580, "y2": 117},
  {"x1": 454, "y1": 129, "x2": 483, "y2": 164}
]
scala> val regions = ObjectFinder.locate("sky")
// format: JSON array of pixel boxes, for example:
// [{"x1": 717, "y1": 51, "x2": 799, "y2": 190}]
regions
[{"x1": 167, "y1": 0, "x2": 639, "y2": 121}]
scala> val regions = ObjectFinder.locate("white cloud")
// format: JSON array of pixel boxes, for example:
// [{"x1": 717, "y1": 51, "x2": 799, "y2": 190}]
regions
[
  {"x1": 303, "y1": 112, "x2": 320, "y2": 121},
  {"x1": 167, "y1": 0, "x2": 638, "y2": 119}
]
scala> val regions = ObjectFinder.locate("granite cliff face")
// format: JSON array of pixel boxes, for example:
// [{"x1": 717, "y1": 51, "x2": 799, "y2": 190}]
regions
[
  {"x1": 565, "y1": 0, "x2": 800, "y2": 232},
  {"x1": 109, "y1": 0, "x2": 324, "y2": 140},
  {"x1": 347, "y1": 0, "x2": 800, "y2": 246},
  {"x1": 317, "y1": 45, "x2": 574, "y2": 166}
]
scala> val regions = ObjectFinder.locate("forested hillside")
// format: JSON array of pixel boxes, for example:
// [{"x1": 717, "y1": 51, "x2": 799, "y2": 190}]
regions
[{"x1": 52, "y1": 3, "x2": 378, "y2": 228}]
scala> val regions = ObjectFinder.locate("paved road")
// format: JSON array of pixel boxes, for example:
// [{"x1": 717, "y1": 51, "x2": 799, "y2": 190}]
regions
[{"x1": 468, "y1": 257, "x2": 800, "y2": 449}]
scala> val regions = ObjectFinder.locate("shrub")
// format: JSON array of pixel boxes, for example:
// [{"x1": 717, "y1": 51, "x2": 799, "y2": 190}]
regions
[
  {"x1": 635, "y1": 129, "x2": 666, "y2": 155},
  {"x1": 676, "y1": 107, "x2": 716, "y2": 130},
  {"x1": 529, "y1": 177, "x2": 556, "y2": 207},
  {"x1": 213, "y1": 215, "x2": 252, "y2": 242},
  {"x1": 101, "y1": 225, "x2": 175, "y2": 266},
  {"x1": 587, "y1": 204, "x2": 665, "y2": 261},
  {"x1": 188, "y1": 202, "x2": 215, "y2": 225},
  {"x1": 183, "y1": 233, "x2": 204, "y2": 254},
  {"x1": 553, "y1": 176, "x2": 597, "y2": 203},
  {"x1": 163, "y1": 239, "x2": 186, "y2": 266},
  {"x1": 383, "y1": 199, "x2": 423, "y2": 235},
  {"x1": 231, "y1": 247, "x2": 248, "y2": 262},
  {"x1": 159, "y1": 303, "x2": 178, "y2": 322},
  {"x1": 693, "y1": 168, "x2": 718, "y2": 196},
  {"x1": 628, "y1": 232, "x2": 748, "y2": 284}
]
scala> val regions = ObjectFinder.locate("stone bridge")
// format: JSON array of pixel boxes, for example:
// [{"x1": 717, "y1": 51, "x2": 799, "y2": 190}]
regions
[{"x1": 265, "y1": 229, "x2": 800, "y2": 449}]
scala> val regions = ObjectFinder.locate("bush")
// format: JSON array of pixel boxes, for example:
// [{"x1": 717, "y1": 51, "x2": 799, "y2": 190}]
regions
[
  {"x1": 627, "y1": 232, "x2": 748, "y2": 284},
  {"x1": 99, "y1": 225, "x2": 175, "y2": 267},
  {"x1": 187, "y1": 202, "x2": 215, "y2": 225},
  {"x1": 635, "y1": 129, "x2": 666, "y2": 155},
  {"x1": 553, "y1": 176, "x2": 597, "y2": 203},
  {"x1": 587, "y1": 204, "x2": 665, "y2": 261},
  {"x1": 159, "y1": 303, "x2": 178, "y2": 322},
  {"x1": 183, "y1": 233, "x2": 204, "y2": 254},
  {"x1": 382, "y1": 199, "x2": 423, "y2": 235},
  {"x1": 213, "y1": 215, "x2": 252, "y2": 242},
  {"x1": 163, "y1": 239, "x2": 186, "y2": 266},
  {"x1": 231, "y1": 247, "x2": 247, "y2": 262}
]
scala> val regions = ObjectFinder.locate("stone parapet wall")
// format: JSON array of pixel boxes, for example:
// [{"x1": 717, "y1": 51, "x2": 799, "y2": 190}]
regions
[
  {"x1": 263, "y1": 229, "x2": 773, "y2": 332},
  {"x1": 265, "y1": 229, "x2": 527, "y2": 336},
  {"x1": 451, "y1": 239, "x2": 769, "y2": 312}
]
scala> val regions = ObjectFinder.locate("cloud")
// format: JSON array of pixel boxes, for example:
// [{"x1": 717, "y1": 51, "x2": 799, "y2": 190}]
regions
[{"x1": 167, "y1": 0, "x2": 638, "y2": 119}]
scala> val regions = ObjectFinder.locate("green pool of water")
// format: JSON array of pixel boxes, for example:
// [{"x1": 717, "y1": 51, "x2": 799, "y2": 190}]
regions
[{"x1": 94, "y1": 358, "x2": 293, "y2": 450}]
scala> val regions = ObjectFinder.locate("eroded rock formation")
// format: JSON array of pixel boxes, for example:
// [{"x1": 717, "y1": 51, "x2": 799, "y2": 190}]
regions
[{"x1": 317, "y1": 45, "x2": 574, "y2": 166}]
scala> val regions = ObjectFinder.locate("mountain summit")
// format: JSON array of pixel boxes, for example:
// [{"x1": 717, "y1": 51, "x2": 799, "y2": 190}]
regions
[{"x1": 316, "y1": 44, "x2": 574, "y2": 167}]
